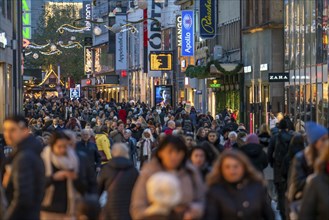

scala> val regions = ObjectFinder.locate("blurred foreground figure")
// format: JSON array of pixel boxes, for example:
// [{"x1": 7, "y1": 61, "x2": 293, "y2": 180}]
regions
[
  {"x1": 143, "y1": 172, "x2": 182, "y2": 220},
  {"x1": 130, "y1": 135, "x2": 204, "y2": 220},
  {"x1": 98, "y1": 143, "x2": 139, "y2": 220},
  {"x1": 205, "y1": 151, "x2": 274, "y2": 220},
  {"x1": 3, "y1": 115, "x2": 45, "y2": 220},
  {"x1": 299, "y1": 143, "x2": 329, "y2": 220}
]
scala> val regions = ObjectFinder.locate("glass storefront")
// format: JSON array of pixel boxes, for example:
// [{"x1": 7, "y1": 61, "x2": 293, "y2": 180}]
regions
[{"x1": 284, "y1": 0, "x2": 329, "y2": 127}]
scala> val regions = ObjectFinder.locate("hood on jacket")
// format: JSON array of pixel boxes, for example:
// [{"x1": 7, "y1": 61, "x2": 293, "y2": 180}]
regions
[
  {"x1": 108, "y1": 157, "x2": 134, "y2": 169},
  {"x1": 17, "y1": 135, "x2": 44, "y2": 155},
  {"x1": 241, "y1": 143, "x2": 263, "y2": 157}
]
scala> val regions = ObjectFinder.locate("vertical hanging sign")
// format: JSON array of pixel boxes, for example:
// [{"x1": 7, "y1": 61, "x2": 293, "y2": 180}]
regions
[
  {"x1": 200, "y1": 0, "x2": 216, "y2": 39},
  {"x1": 147, "y1": 0, "x2": 162, "y2": 77},
  {"x1": 115, "y1": 14, "x2": 128, "y2": 71},
  {"x1": 22, "y1": 0, "x2": 32, "y2": 39},
  {"x1": 83, "y1": 1, "x2": 92, "y2": 32},
  {"x1": 181, "y1": 10, "x2": 194, "y2": 57}
]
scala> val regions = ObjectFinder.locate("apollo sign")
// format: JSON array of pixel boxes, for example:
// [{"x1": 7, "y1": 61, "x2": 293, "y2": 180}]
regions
[
  {"x1": 268, "y1": 73, "x2": 290, "y2": 82},
  {"x1": 181, "y1": 10, "x2": 194, "y2": 57}
]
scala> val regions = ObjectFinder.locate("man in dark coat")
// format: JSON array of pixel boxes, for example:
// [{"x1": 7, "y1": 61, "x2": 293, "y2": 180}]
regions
[
  {"x1": 240, "y1": 134, "x2": 268, "y2": 172},
  {"x1": 98, "y1": 143, "x2": 139, "y2": 220},
  {"x1": 3, "y1": 115, "x2": 45, "y2": 220},
  {"x1": 268, "y1": 119, "x2": 293, "y2": 220},
  {"x1": 77, "y1": 129, "x2": 101, "y2": 172}
]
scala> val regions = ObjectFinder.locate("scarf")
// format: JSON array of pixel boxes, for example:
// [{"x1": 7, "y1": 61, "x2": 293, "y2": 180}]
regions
[
  {"x1": 143, "y1": 139, "x2": 152, "y2": 161},
  {"x1": 41, "y1": 146, "x2": 79, "y2": 215}
]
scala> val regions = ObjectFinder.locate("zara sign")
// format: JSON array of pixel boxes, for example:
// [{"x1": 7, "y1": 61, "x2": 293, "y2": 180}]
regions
[{"x1": 268, "y1": 73, "x2": 290, "y2": 82}]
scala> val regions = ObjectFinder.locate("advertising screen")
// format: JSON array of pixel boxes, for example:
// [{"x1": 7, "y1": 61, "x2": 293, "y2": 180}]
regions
[{"x1": 154, "y1": 85, "x2": 173, "y2": 107}]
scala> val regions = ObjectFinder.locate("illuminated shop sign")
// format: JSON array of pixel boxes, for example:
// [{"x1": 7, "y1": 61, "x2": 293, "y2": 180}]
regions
[
  {"x1": 181, "y1": 10, "x2": 194, "y2": 56},
  {"x1": 22, "y1": 0, "x2": 32, "y2": 39},
  {"x1": 83, "y1": 1, "x2": 92, "y2": 32},
  {"x1": 268, "y1": 73, "x2": 290, "y2": 82},
  {"x1": 150, "y1": 52, "x2": 173, "y2": 71},
  {"x1": 0, "y1": 33, "x2": 8, "y2": 49},
  {"x1": 200, "y1": 0, "x2": 216, "y2": 39}
]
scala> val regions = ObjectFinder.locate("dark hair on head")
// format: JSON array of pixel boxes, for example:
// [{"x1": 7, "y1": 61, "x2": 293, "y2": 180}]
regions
[
  {"x1": 5, "y1": 115, "x2": 28, "y2": 128},
  {"x1": 48, "y1": 131, "x2": 70, "y2": 147},
  {"x1": 207, "y1": 150, "x2": 264, "y2": 186},
  {"x1": 100, "y1": 125, "x2": 108, "y2": 133},
  {"x1": 189, "y1": 145, "x2": 208, "y2": 160},
  {"x1": 278, "y1": 119, "x2": 288, "y2": 130},
  {"x1": 288, "y1": 133, "x2": 305, "y2": 159},
  {"x1": 156, "y1": 135, "x2": 188, "y2": 168},
  {"x1": 207, "y1": 130, "x2": 218, "y2": 136},
  {"x1": 117, "y1": 121, "x2": 124, "y2": 127}
]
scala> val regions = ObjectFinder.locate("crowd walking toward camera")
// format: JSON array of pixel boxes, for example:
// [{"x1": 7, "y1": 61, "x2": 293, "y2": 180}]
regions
[{"x1": 0, "y1": 96, "x2": 327, "y2": 220}]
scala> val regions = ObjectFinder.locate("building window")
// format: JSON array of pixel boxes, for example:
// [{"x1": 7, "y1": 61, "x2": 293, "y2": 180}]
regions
[
  {"x1": 6, "y1": 0, "x2": 11, "y2": 20},
  {"x1": 1, "y1": 0, "x2": 5, "y2": 17}
]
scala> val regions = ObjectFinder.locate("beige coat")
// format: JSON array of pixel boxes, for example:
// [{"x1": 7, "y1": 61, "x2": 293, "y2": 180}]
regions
[{"x1": 130, "y1": 158, "x2": 205, "y2": 220}]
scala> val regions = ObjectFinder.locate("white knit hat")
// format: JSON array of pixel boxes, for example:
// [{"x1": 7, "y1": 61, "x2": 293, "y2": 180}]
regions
[{"x1": 146, "y1": 172, "x2": 182, "y2": 211}]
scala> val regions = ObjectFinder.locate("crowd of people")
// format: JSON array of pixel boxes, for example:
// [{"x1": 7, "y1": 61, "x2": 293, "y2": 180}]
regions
[{"x1": 0, "y1": 95, "x2": 327, "y2": 220}]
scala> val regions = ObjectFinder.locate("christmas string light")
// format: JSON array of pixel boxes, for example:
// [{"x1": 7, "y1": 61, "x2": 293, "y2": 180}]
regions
[
  {"x1": 39, "y1": 49, "x2": 62, "y2": 56},
  {"x1": 56, "y1": 24, "x2": 89, "y2": 34}
]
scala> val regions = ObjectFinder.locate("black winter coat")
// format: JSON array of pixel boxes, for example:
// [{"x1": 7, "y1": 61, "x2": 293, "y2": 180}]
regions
[
  {"x1": 287, "y1": 151, "x2": 313, "y2": 201},
  {"x1": 98, "y1": 157, "x2": 139, "y2": 220},
  {"x1": 268, "y1": 130, "x2": 293, "y2": 183},
  {"x1": 76, "y1": 151, "x2": 97, "y2": 195},
  {"x1": 205, "y1": 180, "x2": 274, "y2": 220},
  {"x1": 5, "y1": 135, "x2": 45, "y2": 220},
  {"x1": 299, "y1": 172, "x2": 329, "y2": 220},
  {"x1": 76, "y1": 141, "x2": 101, "y2": 170},
  {"x1": 240, "y1": 143, "x2": 268, "y2": 172},
  {"x1": 258, "y1": 133, "x2": 271, "y2": 148}
]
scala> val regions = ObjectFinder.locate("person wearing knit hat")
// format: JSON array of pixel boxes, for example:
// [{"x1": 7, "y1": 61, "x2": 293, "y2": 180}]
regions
[
  {"x1": 246, "y1": 134, "x2": 259, "y2": 144},
  {"x1": 305, "y1": 121, "x2": 328, "y2": 145},
  {"x1": 240, "y1": 134, "x2": 268, "y2": 172},
  {"x1": 288, "y1": 121, "x2": 328, "y2": 215}
]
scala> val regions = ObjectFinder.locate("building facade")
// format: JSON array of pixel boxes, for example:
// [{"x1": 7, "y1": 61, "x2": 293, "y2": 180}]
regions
[
  {"x1": 241, "y1": 0, "x2": 284, "y2": 132},
  {"x1": 0, "y1": 0, "x2": 22, "y2": 131},
  {"x1": 284, "y1": 0, "x2": 328, "y2": 127}
]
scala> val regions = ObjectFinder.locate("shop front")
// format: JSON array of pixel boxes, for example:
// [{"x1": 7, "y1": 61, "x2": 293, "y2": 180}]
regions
[
  {"x1": 284, "y1": 0, "x2": 329, "y2": 127},
  {"x1": 94, "y1": 75, "x2": 121, "y2": 102}
]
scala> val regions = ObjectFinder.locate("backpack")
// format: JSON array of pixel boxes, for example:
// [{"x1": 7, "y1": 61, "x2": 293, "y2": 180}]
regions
[
  {"x1": 182, "y1": 119, "x2": 193, "y2": 132},
  {"x1": 274, "y1": 132, "x2": 292, "y2": 165}
]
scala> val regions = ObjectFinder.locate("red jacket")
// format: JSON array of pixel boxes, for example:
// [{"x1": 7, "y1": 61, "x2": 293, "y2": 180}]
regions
[{"x1": 118, "y1": 109, "x2": 127, "y2": 124}]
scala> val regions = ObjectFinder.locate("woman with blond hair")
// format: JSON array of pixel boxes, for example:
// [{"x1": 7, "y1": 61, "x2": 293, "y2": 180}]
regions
[
  {"x1": 258, "y1": 123, "x2": 271, "y2": 148},
  {"x1": 204, "y1": 151, "x2": 274, "y2": 220},
  {"x1": 299, "y1": 144, "x2": 329, "y2": 220}
]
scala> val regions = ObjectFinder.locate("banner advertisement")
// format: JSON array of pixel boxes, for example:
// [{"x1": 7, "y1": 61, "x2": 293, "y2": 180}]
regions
[
  {"x1": 150, "y1": 52, "x2": 173, "y2": 71},
  {"x1": 83, "y1": 1, "x2": 92, "y2": 32},
  {"x1": 22, "y1": 0, "x2": 32, "y2": 39},
  {"x1": 181, "y1": 10, "x2": 194, "y2": 57},
  {"x1": 148, "y1": 0, "x2": 162, "y2": 77},
  {"x1": 70, "y1": 84, "x2": 81, "y2": 99},
  {"x1": 115, "y1": 14, "x2": 128, "y2": 71},
  {"x1": 84, "y1": 46, "x2": 92, "y2": 75},
  {"x1": 200, "y1": 0, "x2": 217, "y2": 39},
  {"x1": 176, "y1": 15, "x2": 182, "y2": 47},
  {"x1": 154, "y1": 85, "x2": 173, "y2": 107}
]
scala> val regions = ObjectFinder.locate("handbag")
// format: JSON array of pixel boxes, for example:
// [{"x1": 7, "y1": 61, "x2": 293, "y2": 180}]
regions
[{"x1": 98, "y1": 150, "x2": 108, "y2": 162}]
